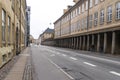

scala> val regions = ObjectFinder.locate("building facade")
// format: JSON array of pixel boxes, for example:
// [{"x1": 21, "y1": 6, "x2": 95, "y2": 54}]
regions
[
  {"x1": 40, "y1": 28, "x2": 54, "y2": 46},
  {"x1": 54, "y1": 0, "x2": 120, "y2": 54},
  {"x1": 25, "y1": 6, "x2": 31, "y2": 47},
  {"x1": 0, "y1": 0, "x2": 27, "y2": 68}
]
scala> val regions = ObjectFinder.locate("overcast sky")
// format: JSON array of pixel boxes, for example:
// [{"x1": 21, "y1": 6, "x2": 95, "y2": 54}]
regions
[{"x1": 26, "y1": 0, "x2": 74, "y2": 39}]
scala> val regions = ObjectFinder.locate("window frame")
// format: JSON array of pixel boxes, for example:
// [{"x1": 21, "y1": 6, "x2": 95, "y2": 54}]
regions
[
  {"x1": 116, "y1": 2, "x2": 120, "y2": 20},
  {"x1": 100, "y1": 9, "x2": 104, "y2": 25}
]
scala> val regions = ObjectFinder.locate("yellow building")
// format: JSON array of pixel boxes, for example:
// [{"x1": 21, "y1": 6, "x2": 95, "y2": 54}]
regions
[
  {"x1": 40, "y1": 28, "x2": 54, "y2": 46},
  {"x1": 0, "y1": 0, "x2": 27, "y2": 67},
  {"x1": 54, "y1": 0, "x2": 120, "y2": 54}
]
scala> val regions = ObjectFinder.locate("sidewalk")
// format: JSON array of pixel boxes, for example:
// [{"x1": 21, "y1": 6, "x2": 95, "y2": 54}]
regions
[{"x1": 4, "y1": 47, "x2": 32, "y2": 80}]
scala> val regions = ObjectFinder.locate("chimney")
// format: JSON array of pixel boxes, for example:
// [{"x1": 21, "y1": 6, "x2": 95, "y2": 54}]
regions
[
  {"x1": 63, "y1": 9, "x2": 68, "y2": 14},
  {"x1": 67, "y1": 5, "x2": 72, "y2": 9}
]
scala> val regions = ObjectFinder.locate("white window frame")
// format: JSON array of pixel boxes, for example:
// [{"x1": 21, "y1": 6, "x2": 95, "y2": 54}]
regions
[
  {"x1": 100, "y1": 9, "x2": 104, "y2": 24},
  {"x1": 2, "y1": 9, "x2": 6, "y2": 42},
  {"x1": 89, "y1": 15, "x2": 93, "y2": 28},
  {"x1": 90, "y1": 0, "x2": 93, "y2": 8},
  {"x1": 94, "y1": 12, "x2": 98, "y2": 26},
  {"x1": 86, "y1": 0, "x2": 88, "y2": 10},
  {"x1": 107, "y1": 6, "x2": 112, "y2": 22},
  {"x1": 116, "y1": 2, "x2": 120, "y2": 20},
  {"x1": 82, "y1": 3, "x2": 85, "y2": 12},
  {"x1": 95, "y1": 0, "x2": 99, "y2": 5}
]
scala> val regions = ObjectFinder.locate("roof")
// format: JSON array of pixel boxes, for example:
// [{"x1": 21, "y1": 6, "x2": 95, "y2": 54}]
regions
[{"x1": 44, "y1": 28, "x2": 54, "y2": 34}]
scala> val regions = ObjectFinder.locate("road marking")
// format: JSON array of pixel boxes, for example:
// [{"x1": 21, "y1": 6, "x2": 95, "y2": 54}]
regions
[
  {"x1": 46, "y1": 57, "x2": 74, "y2": 80},
  {"x1": 83, "y1": 62, "x2": 96, "y2": 67},
  {"x1": 70, "y1": 57, "x2": 77, "y2": 60},
  {"x1": 110, "y1": 71, "x2": 120, "y2": 77},
  {"x1": 62, "y1": 54, "x2": 67, "y2": 57},
  {"x1": 50, "y1": 54, "x2": 55, "y2": 57}
]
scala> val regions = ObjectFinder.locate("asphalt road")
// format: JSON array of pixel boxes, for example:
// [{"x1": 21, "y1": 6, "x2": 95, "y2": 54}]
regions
[{"x1": 31, "y1": 45, "x2": 120, "y2": 80}]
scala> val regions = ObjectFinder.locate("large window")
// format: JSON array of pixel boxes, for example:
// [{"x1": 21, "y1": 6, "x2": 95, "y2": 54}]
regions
[
  {"x1": 107, "y1": 6, "x2": 112, "y2": 22},
  {"x1": 95, "y1": 0, "x2": 99, "y2": 5},
  {"x1": 89, "y1": 15, "x2": 93, "y2": 28},
  {"x1": 90, "y1": 0, "x2": 93, "y2": 8},
  {"x1": 82, "y1": 3, "x2": 84, "y2": 12},
  {"x1": 116, "y1": 2, "x2": 120, "y2": 20},
  {"x1": 2, "y1": 9, "x2": 6, "y2": 42},
  {"x1": 81, "y1": 18, "x2": 84, "y2": 30},
  {"x1": 100, "y1": 9, "x2": 104, "y2": 24},
  {"x1": 8, "y1": 16, "x2": 11, "y2": 43},
  {"x1": 86, "y1": 0, "x2": 88, "y2": 10},
  {"x1": 94, "y1": 12, "x2": 98, "y2": 26}
]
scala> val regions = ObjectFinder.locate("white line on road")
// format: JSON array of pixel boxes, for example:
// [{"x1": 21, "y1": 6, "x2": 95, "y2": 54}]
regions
[
  {"x1": 46, "y1": 57, "x2": 74, "y2": 80},
  {"x1": 83, "y1": 62, "x2": 96, "y2": 67},
  {"x1": 110, "y1": 71, "x2": 120, "y2": 77},
  {"x1": 62, "y1": 54, "x2": 67, "y2": 57},
  {"x1": 70, "y1": 57, "x2": 77, "y2": 61}
]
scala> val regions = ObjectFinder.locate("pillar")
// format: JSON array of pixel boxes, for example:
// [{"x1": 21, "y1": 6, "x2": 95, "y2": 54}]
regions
[
  {"x1": 104, "y1": 33, "x2": 107, "y2": 53},
  {"x1": 92, "y1": 34, "x2": 94, "y2": 45},
  {"x1": 97, "y1": 34, "x2": 100, "y2": 52},
  {"x1": 111, "y1": 31, "x2": 116, "y2": 54},
  {"x1": 87, "y1": 35, "x2": 90, "y2": 51},
  {"x1": 83, "y1": 36, "x2": 85, "y2": 50},
  {"x1": 76, "y1": 37, "x2": 79, "y2": 49},
  {"x1": 79, "y1": 36, "x2": 82, "y2": 50},
  {"x1": 74, "y1": 37, "x2": 76, "y2": 49}
]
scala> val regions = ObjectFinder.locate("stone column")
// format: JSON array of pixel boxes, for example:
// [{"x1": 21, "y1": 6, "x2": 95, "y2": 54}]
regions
[
  {"x1": 83, "y1": 36, "x2": 85, "y2": 50},
  {"x1": 74, "y1": 37, "x2": 76, "y2": 49},
  {"x1": 79, "y1": 36, "x2": 82, "y2": 50},
  {"x1": 104, "y1": 33, "x2": 107, "y2": 53},
  {"x1": 92, "y1": 34, "x2": 94, "y2": 45},
  {"x1": 76, "y1": 37, "x2": 79, "y2": 49},
  {"x1": 87, "y1": 35, "x2": 90, "y2": 51},
  {"x1": 111, "y1": 31, "x2": 116, "y2": 54},
  {"x1": 97, "y1": 34, "x2": 100, "y2": 52}
]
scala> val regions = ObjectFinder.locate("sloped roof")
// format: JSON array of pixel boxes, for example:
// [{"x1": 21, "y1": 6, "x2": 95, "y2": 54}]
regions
[{"x1": 44, "y1": 28, "x2": 54, "y2": 34}]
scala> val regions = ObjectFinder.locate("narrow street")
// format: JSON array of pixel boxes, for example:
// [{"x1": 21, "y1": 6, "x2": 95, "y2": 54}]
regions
[{"x1": 31, "y1": 45, "x2": 120, "y2": 80}]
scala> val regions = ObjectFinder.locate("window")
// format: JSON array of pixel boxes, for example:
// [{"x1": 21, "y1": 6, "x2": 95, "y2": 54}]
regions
[
  {"x1": 82, "y1": 4, "x2": 84, "y2": 12},
  {"x1": 78, "y1": 6, "x2": 81, "y2": 14},
  {"x1": 86, "y1": 0, "x2": 88, "y2": 10},
  {"x1": 2, "y1": 9, "x2": 6, "y2": 42},
  {"x1": 94, "y1": 12, "x2": 98, "y2": 26},
  {"x1": 12, "y1": 23, "x2": 14, "y2": 43},
  {"x1": 78, "y1": 20, "x2": 81, "y2": 31},
  {"x1": 95, "y1": 0, "x2": 99, "y2": 5},
  {"x1": 100, "y1": 9, "x2": 104, "y2": 24},
  {"x1": 8, "y1": 16, "x2": 11, "y2": 43},
  {"x1": 116, "y1": 2, "x2": 120, "y2": 20},
  {"x1": 107, "y1": 6, "x2": 112, "y2": 22},
  {"x1": 90, "y1": 0, "x2": 93, "y2": 8},
  {"x1": 2, "y1": 54, "x2": 7, "y2": 62},
  {"x1": 81, "y1": 18, "x2": 84, "y2": 30},
  {"x1": 89, "y1": 15, "x2": 93, "y2": 28}
]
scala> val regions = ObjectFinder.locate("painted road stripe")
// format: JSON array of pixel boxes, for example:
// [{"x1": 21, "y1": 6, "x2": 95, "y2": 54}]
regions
[
  {"x1": 110, "y1": 71, "x2": 120, "y2": 77},
  {"x1": 46, "y1": 57, "x2": 74, "y2": 80},
  {"x1": 84, "y1": 62, "x2": 96, "y2": 67},
  {"x1": 70, "y1": 57, "x2": 77, "y2": 60},
  {"x1": 62, "y1": 54, "x2": 67, "y2": 57}
]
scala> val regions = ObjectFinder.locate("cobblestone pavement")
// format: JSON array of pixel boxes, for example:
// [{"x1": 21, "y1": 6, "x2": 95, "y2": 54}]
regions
[
  {"x1": 22, "y1": 48, "x2": 33, "y2": 80},
  {"x1": 0, "y1": 47, "x2": 33, "y2": 80},
  {"x1": 0, "y1": 56, "x2": 19, "y2": 80}
]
